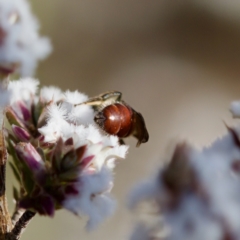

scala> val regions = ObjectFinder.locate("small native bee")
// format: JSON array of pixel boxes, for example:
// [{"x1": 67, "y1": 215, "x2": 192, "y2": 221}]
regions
[{"x1": 76, "y1": 91, "x2": 149, "y2": 147}]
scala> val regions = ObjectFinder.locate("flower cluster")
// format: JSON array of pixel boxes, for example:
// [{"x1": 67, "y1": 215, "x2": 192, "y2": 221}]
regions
[
  {"x1": 0, "y1": 0, "x2": 51, "y2": 77},
  {"x1": 129, "y1": 101, "x2": 240, "y2": 240},
  {"x1": 4, "y1": 78, "x2": 128, "y2": 230}
]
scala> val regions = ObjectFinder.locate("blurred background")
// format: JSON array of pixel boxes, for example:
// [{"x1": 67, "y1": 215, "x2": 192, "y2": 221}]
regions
[{"x1": 6, "y1": 0, "x2": 240, "y2": 239}]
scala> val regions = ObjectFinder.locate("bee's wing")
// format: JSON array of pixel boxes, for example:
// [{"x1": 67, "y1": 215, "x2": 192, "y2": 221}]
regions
[
  {"x1": 75, "y1": 91, "x2": 122, "y2": 109},
  {"x1": 100, "y1": 91, "x2": 122, "y2": 102}
]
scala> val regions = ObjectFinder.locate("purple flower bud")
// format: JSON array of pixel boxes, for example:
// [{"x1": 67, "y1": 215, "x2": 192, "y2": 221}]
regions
[
  {"x1": 65, "y1": 185, "x2": 79, "y2": 195},
  {"x1": 5, "y1": 107, "x2": 25, "y2": 128},
  {"x1": 15, "y1": 143, "x2": 46, "y2": 179},
  {"x1": 19, "y1": 195, "x2": 55, "y2": 217},
  {"x1": 39, "y1": 195, "x2": 55, "y2": 217},
  {"x1": 18, "y1": 101, "x2": 31, "y2": 121},
  {"x1": 12, "y1": 124, "x2": 30, "y2": 141}
]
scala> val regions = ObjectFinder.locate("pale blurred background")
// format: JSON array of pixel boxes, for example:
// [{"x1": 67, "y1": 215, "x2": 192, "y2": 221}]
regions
[{"x1": 6, "y1": 0, "x2": 240, "y2": 239}]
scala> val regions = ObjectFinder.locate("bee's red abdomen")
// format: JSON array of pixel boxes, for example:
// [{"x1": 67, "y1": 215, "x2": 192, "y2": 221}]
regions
[
  {"x1": 101, "y1": 104, "x2": 121, "y2": 135},
  {"x1": 95, "y1": 103, "x2": 133, "y2": 137},
  {"x1": 116, "y1": 103, "x2": 132, "y2": 138}
]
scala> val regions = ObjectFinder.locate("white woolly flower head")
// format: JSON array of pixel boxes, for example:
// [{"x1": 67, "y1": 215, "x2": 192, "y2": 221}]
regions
[
  {"x1": 6, "y1": 78, "x2": 129, "y2": 230},
  {"x1": 46, "y1": 103, "x2": 67, "y2": 122},
  {"x1": 38, "y1": 103, "x2": 69, "y2": 142},
  {"x1": 129, "y1": 125, "x2": 240, "y2": 240},
  {"x1": 63, "y1": 90, "x2": 94, "y2": 125},
  {"x1": 0, "y1": 0, "x2": 51, "y2": 76},
  {"x1": 40, "y1": 86, "x2": 63, "y2": 103},
  {"x1": 64, "y1": 90, "x2": 88, "y2": 104},
  {"x1": 8, "y1": 77, "x2": 39, "y2": 104},
  {"x1": 64, "y1": 167, "x2": 116, "y2": 230}
]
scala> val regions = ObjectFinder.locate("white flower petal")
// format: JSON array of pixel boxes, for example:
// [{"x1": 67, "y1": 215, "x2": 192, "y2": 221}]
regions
[
  {"x1": 63, "y1": 168, "x2": 116, "y2": 230},
  {"x1": 40, "y1": 86, "x2": 63, "y2": 103}
]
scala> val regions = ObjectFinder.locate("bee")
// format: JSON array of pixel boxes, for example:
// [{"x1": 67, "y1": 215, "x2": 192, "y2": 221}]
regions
[{"x1": 76, "y1": 91, "x2": 149, "y2": 147}]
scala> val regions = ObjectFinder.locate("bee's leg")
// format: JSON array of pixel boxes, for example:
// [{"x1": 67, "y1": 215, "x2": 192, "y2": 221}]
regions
[
  {"x1": 74, "y1": 98, "x2": 103, "y2": 107},
  {"x1": 119, "y1": 139, "x2": 125, "y2": 145}
]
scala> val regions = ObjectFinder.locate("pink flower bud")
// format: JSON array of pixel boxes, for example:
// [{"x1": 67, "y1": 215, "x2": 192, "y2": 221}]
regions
[
  {"x1": 12, "y1": 124, "x2": 30, "y2": 141},
  {"x1": 18, "y1": 101, "x2": 31, "y2": 121},
  {"x1": 15, "y1": 143, "x2": 46, "y2": 179}
]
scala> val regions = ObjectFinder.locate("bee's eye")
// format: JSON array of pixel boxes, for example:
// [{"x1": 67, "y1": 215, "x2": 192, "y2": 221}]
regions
[{"x1": 8, "y1": 11, "x2": 20, "y2": 25}]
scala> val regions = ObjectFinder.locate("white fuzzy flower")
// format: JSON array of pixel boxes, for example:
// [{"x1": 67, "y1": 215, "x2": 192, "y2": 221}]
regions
[
  {"x1": 63, "y1": 167, "x2": 116, "y2": 230},
  {"x1": 38, "y1": 103, "x2": 69, "y2": 142},
  {"x1": 0, "y1": 0, "x2": 51, "y2": 76},
  {"x1": 129, "y1": 126, "x2": 240, "y2": 240},
  {"x1": 92, "y1": 143, "x2": 128, "y2": 170},
  {"x1": 63, "y1": 90, "x2": 94, "y2": 125},
  {"x1": 192, "y1": 131, "x2": 240, "y2": 236},
  {"x1": 40, "y1": 86, "x2": 63, "y2": 103},
  {"x1": 6, "y1": 78, "x2": 129, "y2": 230},
  {"x1": 8, "y1": 78, "x2": 39, "y2": 104},
  {"x1": 46, "y1": 103, "x2": 67, "y2": 122},
  {"x1": 67, "y1": 104, "x2": 95, "y2": 125},
  {"x1": 166, "y1": 196, "x2": 222, "y2": 240},
  {"x1": 72, "y1": 125, "x2": 103, "y2": 147},
  {"x1": 64, "y1": 90, "x2": 88, "y2": 105}
]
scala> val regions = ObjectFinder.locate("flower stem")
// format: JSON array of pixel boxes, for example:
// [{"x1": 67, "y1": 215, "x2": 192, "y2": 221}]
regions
[
  {"x1": 11, "y1": 208, "x2": 24, "y2": 226},
  {"x1": 0, "y1": 78, "x2": 12, "y2": 239},
  {"x1": 0, "y1": 129, "x2": 12, "y2": 239},
  {"x1": 6, "y1": 210, "x2": 36, "y2": 240}
]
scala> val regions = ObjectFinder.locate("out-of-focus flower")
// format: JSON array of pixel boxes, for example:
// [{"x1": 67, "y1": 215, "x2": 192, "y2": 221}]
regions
[
  {"x1": 6, "y1": 78, "x2": 128, "y2": 229},
  {"x1": 0, "y1": 80, "x2": 11, "y2": 126},
  {"x1": 0, "y1": 0, "x2": 51, "y2": 77},
  {"x1": 230, "y1": 100, "x2": 240, "y2": 118},
  {"x1": 129, "y1": 100, "x2": 240, "y2": 240}
]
